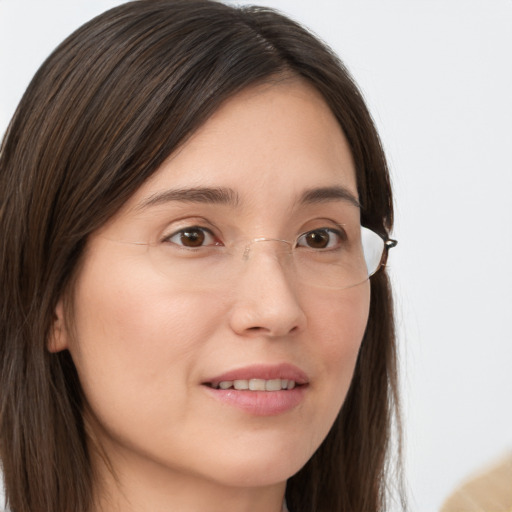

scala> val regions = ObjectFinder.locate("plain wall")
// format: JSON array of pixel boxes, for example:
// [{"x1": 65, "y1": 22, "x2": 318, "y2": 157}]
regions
[{"x1": 1, "y1": 1, "x2": 511, "y2": 510}]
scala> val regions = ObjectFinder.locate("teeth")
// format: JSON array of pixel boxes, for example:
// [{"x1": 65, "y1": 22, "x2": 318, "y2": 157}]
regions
[
  {"x1": 233, "y1": 380, "x2": 249, "y2": 390},
  {"x1": 213, "y1": 378, "x2": 297, "y2": 391},
  {"x1": 249, "y1": 379, "x2": 266, "y2": 391},
  {"x1": 265, "y1": 379, "x2": 282, "y2": 391}
]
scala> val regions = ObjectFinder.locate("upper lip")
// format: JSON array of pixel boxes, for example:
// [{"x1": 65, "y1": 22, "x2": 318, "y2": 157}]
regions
[{"x1": 203, "y1": 363, "x2": 309, "y2": 386}]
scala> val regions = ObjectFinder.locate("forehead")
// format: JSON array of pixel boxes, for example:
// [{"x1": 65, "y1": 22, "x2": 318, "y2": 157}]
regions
[{"x1": 124, "y1": 78, "x2": 358, "y2": 217}]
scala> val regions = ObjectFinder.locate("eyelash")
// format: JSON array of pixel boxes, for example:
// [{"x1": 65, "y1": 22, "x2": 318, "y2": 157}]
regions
[
  {"x1": 163, "y1": 225, "x2": 347, "y2": 250},
  {"x1": 163, "y1": 226, "x2": 221, "y2": 248},
  {"x1": 296, "y1": 227, "x2": 346, "y2": 250}
]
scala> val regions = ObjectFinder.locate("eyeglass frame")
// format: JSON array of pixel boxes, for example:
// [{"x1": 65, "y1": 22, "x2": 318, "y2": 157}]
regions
[{"x1": 100, "y1": 224, "x2": 397, "y2": 290}]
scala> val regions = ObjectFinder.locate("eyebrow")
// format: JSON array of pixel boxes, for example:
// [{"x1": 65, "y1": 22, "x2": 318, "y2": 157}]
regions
[
  {"x1": 137, "y1": 184, "x2": 360, "y2": 211},
  {"x1": 299, "y1": 186, "x2": 361, "y2": 208},
  {"x1": 137, "y1": 187, "x2": 240, "y2": 210}
]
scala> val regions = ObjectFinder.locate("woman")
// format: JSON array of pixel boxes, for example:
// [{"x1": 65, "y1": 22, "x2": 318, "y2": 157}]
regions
[{"x1": 0, "y1": 1, "x2": 402, "y2": 511}]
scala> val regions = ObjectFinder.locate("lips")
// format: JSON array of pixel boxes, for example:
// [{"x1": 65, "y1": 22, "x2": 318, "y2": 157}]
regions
[
  {"x1": 202, "y1": 363, "x2": 309, "y2": 416},
  {"x1": 203, "y1": 363, "x2": 309, "y2": 389}
]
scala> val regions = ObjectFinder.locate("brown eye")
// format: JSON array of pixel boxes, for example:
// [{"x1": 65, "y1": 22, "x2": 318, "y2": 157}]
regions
[
  {"x1": 305, "y1": 231, "x2": 329, "y2": 248},
  {"x1": 166, "y1": 227, "x2": 217, "y2": 248},
  {"x1": 180, "y1": 228, "x2": 205, "y2": 247},
  {"x1": 297, "y1": 228, "x2": 343, "y2": 250}
]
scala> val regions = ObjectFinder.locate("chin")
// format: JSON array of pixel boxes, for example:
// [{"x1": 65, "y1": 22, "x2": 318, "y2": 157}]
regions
[
  {"x1": 199, "y1": 437, "x2": 317, "y2": 489},
  {"x1": 210, "y1": 461, "x2": 302, "y2": 489}
]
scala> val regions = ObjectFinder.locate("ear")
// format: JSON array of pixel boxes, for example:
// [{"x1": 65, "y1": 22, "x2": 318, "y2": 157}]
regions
[{"x1": 47, "y1": 300, "x2": 69, "y2": 353}]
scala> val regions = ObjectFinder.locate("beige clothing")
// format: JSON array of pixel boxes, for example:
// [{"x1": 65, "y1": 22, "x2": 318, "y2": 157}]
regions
[{"x1": 440, "y1": 454, "x2": 512, "y2": 512}]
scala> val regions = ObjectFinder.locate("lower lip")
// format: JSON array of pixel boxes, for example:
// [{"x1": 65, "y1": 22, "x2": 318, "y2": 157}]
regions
[{"x1": 203, "y1": 386, "x2": 307, "y2": 416}]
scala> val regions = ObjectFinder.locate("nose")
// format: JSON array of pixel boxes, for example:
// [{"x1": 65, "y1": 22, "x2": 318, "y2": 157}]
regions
[{"x1": 228, "y1": 240, "x2": 307, "y2": 338}]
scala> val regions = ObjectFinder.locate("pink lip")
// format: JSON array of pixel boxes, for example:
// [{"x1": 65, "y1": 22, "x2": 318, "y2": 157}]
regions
[{"x1": 202, "y1": 363, "x2": 309, "y2": 416}]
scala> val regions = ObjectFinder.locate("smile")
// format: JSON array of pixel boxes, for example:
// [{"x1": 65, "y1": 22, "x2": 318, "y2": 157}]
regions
[
  {"x1": 202, "y1": 364, "x2": 308, "y2": 415},
  {"x1": 209, "y1": 378, "x2": 297, "y2": 391}
]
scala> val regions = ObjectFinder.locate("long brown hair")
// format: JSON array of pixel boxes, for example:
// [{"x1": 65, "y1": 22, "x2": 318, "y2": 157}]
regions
[{"x1": 0, "y1": 1, "x2": 403, "y2": 511}]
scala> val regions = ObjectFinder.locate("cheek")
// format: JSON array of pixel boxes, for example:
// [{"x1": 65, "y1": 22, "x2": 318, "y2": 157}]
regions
[
  {"x1": 313, "y1": 283, "x2": 370, "y2": 369},
  {"x1": 67, "y1": 256, "x2": 225, "y2": 417},
  {"x1": 305, "y1": 283, "x2": 370, "y2": 424}
]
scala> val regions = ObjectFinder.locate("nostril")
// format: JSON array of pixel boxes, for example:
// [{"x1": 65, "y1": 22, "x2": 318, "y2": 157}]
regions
[{"x1": 242, "y1": 324, "x2": 301, "y2": 337}]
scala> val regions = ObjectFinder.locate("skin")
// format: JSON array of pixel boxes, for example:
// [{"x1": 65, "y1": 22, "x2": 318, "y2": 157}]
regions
[{"x1": 51, "y1": 78, "x2": 371, "y2": 512}]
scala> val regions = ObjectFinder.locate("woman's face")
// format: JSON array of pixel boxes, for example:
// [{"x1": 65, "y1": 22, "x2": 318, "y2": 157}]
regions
[{"x1": 53, "y1": 79, "x2": 370, "y2": 494}]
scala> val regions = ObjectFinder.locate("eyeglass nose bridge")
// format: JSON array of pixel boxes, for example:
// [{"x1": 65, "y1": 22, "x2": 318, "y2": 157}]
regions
[{"x1": 241, "y1": 237, "x2": 294, "y2": 261}]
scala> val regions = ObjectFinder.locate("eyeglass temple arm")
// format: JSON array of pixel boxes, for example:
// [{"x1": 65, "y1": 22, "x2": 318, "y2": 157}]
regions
[{"x1": 373, "y1": 238, "x2": 397, "y2": 274}]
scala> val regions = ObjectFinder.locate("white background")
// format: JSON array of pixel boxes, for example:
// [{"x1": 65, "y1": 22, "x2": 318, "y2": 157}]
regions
[{"x1": 1, "y1": 1, "x2": 511, "y2": 511}]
